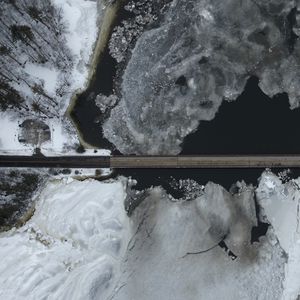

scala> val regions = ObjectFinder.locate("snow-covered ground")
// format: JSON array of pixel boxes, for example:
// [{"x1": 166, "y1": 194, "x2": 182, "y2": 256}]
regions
[
  {"x1": 0, "y1": 173, "x2": 299, "y2": 299},
  {"x1": 52, "y1": 0, "x2": 99, "y2": 100},
  {"x1": 0, "y1": 0, "x2": 104, "y2": 155},
  {"x1": 0, "y1": 112, "x2": 111, "y2": 156}
]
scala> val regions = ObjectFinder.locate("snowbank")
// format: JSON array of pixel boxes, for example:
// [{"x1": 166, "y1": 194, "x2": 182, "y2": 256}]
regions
[{"x1": 0, "y1": 178, "x2": 130, "y2": 300}]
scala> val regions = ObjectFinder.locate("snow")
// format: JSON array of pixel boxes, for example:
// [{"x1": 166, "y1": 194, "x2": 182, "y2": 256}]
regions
[
  {"x1": 54, "y1": 0, "x2": 97, "y2": 59},
  {"x1": 53, "y1": 0, "x2": 99, "y2": 98},
  {"x1": 0, "y1": 113, "x2": 34, "y2": 155},
  {"x1": 0, "y1": 0, "x2": 101, "y2": 156},
  {"x1": 1, "y1": 172, "x2": 300, "y2": 299},
  {"x1": 24, "y1": 63, "x2": 58, "y2": 95},
  {"x1": 257, "y1": 171, "x2": 300, "y2": 300},
  {"x1": 0, "y1": 178, "x2": 130, "y2": 300}
]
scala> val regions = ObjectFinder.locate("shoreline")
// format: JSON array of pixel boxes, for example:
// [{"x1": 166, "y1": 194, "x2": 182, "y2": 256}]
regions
[{"x1": 66, "y1": 0, "x2": 124, "y2": 149}]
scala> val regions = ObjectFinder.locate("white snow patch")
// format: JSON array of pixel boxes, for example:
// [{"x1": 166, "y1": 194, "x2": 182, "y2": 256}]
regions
[
  {"x1": 24, "y1": 63, "x2": 58, "y2": 95},
  {"x1": 0, "y1": 178, "x2": 130, "y2": 300},
  {"x1": 53, "y1": 0, "x2": 99, "y2": 96}
]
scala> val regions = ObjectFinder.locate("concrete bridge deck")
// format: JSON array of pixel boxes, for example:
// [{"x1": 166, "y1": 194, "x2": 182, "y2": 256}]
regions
[{"x1": 1, "y1": 155, "x2": 300, "y2": 168}]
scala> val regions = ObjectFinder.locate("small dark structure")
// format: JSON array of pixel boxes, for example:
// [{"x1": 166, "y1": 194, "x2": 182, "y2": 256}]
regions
[{"x1": 18, "y1": 119, "x2": 51, "y2": 146}]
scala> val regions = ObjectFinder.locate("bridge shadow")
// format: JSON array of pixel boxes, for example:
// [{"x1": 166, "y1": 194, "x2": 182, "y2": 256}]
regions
[
  {"x1": 116, "y1": 76, "x2": 300, "y2": 192},
  {"x1": 115, "y1": 167, "x2": 300, "y2": 197}
]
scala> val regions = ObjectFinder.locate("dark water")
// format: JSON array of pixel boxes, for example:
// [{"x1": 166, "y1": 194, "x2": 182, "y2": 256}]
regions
[
  {"x1": 70, "y1": 47, "x2": 118, "y2": 150},
  {"x1": 113, "y1": 77, "x2": 300, "y2": 192},
  {"x1": 115, "y1": 168, "x2": 300, "y2": 195},
  {"x1": 70, "y1": 0, "x2": 170, "y2": 153},
  {"x1": 70, "y1": 3, "x2": 132, "y2": 152},
  {"x1": 115, "y1": 168, "x2": 265, "y2": 192},
  {"x1": 181, "y1": 76, "x2": 300, "y2": 154},
  {"x1": 70, "y1": 3, "x2": 300, "y2": 198}
]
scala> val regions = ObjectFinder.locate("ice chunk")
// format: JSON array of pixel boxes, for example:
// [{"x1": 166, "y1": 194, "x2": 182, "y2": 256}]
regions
[
  {"x1": 256, "y1": 171, "x2": 300, "y2": 300},
  {"x1": 104, "y1": 0, "x2": 300, "y2": 154},
  {"x1": 114, "y1": 183, "x2": 284, "y2": 300}
]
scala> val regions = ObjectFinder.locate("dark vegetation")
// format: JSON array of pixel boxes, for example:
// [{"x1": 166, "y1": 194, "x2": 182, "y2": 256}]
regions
[
  {"x1": 0, "y1": 170, "x2": 44, "y2": 231},
  {"x1": 0, "y1": 0, "x2": 72, "y2": 117}
]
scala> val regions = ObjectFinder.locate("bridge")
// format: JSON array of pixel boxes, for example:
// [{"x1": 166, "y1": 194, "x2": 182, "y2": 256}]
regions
[{"x1": 1, "y1": 155, "x2": 300, "y2": 168}]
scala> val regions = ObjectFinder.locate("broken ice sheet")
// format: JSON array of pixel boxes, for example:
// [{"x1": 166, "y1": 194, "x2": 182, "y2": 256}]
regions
[
  {"x1": 95, "y1": 94, "x2": 118, "y2": 113},
  {"x1": 257, "y1": 171, "x2": 300, "y2": 300},
  {"x1": 103, "y1": 0, "x2": 300, "y2": 154},
  {"x1": 113, "y1": 182, "x2": 285, "y2": 300}
]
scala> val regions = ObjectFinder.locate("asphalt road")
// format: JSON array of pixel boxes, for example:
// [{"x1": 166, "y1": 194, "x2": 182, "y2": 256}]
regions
[{"x1": 1, "y1": 155, "x2": 300, "y2": 168}]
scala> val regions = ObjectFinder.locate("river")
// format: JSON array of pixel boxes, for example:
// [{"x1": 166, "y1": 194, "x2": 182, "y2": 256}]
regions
[{"x1": 69, "y1": 1, "x2": 300, "y2": 190}]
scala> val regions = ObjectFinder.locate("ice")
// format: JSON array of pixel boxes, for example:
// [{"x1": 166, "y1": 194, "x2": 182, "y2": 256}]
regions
[
  {"x1": 104, "y1": 0, "x2": 300, "y2": 154},
  {"x1": 256, "y1": 171, "x2": 300, "y2": 300},
  {"x1": 114, "y1": 183, "x2": 284, "y2": 300},
  {"x1": 256, "y1": 171, "x2": 299, "y2": 252},
  {"x1": 95, "y1": 94, "x2": 118, "y2": 113}
]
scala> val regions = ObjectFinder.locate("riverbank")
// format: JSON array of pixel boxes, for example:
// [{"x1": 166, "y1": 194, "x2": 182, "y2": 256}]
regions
[{"x1": 66, "y1": 0, "x2": 125, "y2": 150}]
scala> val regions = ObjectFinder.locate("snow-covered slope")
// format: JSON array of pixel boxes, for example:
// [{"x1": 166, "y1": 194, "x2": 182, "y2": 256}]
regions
[{"x1": 0, "y1": 178, "x2": 130, "y2": 300}]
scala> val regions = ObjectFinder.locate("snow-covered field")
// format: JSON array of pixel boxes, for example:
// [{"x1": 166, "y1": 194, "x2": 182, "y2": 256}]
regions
[
  {"x1": 0, "y1": 178, "x2": 131, "y2": 300},
  {"x1": 0, "y1": 173, "x2": 299, "y2": 299}
]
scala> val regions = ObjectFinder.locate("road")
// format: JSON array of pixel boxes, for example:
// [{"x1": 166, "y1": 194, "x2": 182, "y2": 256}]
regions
[{"x1": 1, "y1": 155, "x2": 300, "y2": 168}]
